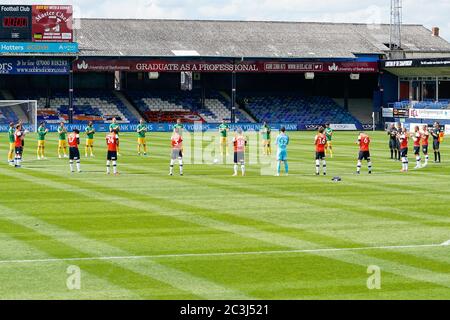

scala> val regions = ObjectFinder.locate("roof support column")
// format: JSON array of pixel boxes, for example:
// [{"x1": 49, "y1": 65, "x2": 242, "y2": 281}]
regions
[
  {"x1": 231, "y1": 69, "x2": 236, "y2": 123},
  {"x1": 68, "y1": 60, "x2": 74, "y2": 124}
]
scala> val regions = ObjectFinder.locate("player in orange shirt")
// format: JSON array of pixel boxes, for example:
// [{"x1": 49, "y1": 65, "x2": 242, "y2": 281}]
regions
[
  {"x1": 398, "y1": 128, "x2": 409, "y2": 172},
  {"x1": 106, "y1": 130, "x2": 119, "y2": 175},
  {"x1": 412, "y1": 125, "x2": 422, "y2": 169},
  {"x1": 232, "y1": 128, "x2": 247, "y2": 176},
  {"x1": 13, "y1": 123, "x2": 27, "y2": 168},
  {"x1": 169, "y1": 128, "x2": 183, "y2": 176},
  {"x1": 68, "y1": 129, "x2": 81, "y2": 173},
  {"x1": 421, "y1": 125, "x2": 430, "y2": 167},
  {"x1": 356, "y1": 132, "x2": 372, "y2": 174},
  {"x1": 314, "y1": 127, "x2": 327, "y2": 175}
]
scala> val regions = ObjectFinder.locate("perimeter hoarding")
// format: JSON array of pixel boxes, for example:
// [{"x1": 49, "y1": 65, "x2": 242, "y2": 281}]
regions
[
  {"x1": 0, "y1": 57, "x2": 70, "y2": 74},
  {"x1": 74, "y1": 59, "x2": 379, "y2": 73},
  {"x1": 409, "y1": 108, "x2": 450, "y2": 120}
]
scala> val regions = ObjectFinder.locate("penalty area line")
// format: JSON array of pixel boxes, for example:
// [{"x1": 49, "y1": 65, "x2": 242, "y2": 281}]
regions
[{"x1": 0, "y1": 242, "x2": 448, "y2": 265}]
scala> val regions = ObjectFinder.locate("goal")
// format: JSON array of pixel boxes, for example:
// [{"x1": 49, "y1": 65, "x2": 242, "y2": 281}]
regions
[{"x1": 0, "y1": 100, "x2": 38, "y2": 132}]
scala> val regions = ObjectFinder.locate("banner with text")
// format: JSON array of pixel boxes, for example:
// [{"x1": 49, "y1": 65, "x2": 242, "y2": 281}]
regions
[
  {"x1": 74, "y1": 59, "x2": 379, "y2": 74},
  {"x1": 0, "y1": 57, "x2": 70, "y2": 74},
  {"x1": 409, "y1": 108, "x2": 450, "y2": 120}
]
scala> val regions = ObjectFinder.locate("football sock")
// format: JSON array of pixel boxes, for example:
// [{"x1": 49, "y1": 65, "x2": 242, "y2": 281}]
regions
[
  {"x1": 425, "y1": 155, "x2": 429, "y2": 165},
  {"x1": 179, "y1": 159, "x2": 183, "y2": 174},
  {"x1": 277, "y1": 162, "x2": 281, "y2": 174},
  {"x1": 434, "y1": 151, "x2": 438, "y2": 162},
  {"x1": 76, "y1": 160, "x2": 81, "y2": 172},
  {"x1": 241, "y1": 164, "x2": 245, "y2": 175},
  {"x1": 322, "y1": 160, "x2": 327, "y2": 175},
  {"x1": 170, "y1": 159, "x2": 174, "y2": 174},
  {"x1": 113, "y1": 161, "x2": 117, "y2": 174},
  {"x1": 234, "y1": 164, "x2": 238, "y2": 175},
  {"x1": 416, "y1": 156, "x2": 421, "y2": 167},
  {"x1": 357, "y1": 160, "x2": 362, "y2": 173},
  {"x1": 106, "y1": 160, "x2": 110, "y2": 174},
  {"x1": 315, "y1": 160, "x2": 320, "y2": 174},
  {"x1": 69, "y1": 160, "x2": 74, "y2": 172},
  {"x1": 368, "y1": 161, "x2": 372, "y2": 173},
  {"x1": 284, "y1": 161, "x2": 288, "y2": 174},
  {"x1": 438, "y1": 152, "x2": 441, "y2": 162}
]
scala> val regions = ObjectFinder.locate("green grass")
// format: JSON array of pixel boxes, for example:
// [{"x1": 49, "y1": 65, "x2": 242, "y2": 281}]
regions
[{"x1": 0, "y1": 130, "x2": 449, "y2": 300}]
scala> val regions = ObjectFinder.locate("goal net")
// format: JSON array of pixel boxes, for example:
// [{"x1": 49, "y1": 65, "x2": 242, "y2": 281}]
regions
[{"x1": 0, "y1": 100, "x2": 37, "y2": 132}]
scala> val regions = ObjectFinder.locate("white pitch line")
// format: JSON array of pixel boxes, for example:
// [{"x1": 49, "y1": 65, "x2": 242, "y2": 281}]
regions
[{"x1": 0, "y1": 243, "x2": 448, "y2": 265}]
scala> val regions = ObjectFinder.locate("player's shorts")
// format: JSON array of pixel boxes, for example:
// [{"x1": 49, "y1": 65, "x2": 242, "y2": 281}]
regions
[
  {"x1": 389, "y1": 139, "x2": 397, "y2": 149},
  {"x1": 15, "y1": 146, "x2": 23, "y2": 155},
  {"x1": 107, "y1": 151, "x2": 118, "y2": 161},
  {"x1": 326, "y1": 141, "x2": 332, "y2": 147},
  {"x1": 315, "y1": 152, "x2": 326, "y2": 160},
  {"x1": 358, "y1": 151, "x2": 371, "y2": 161},
  {"x1": 277, "y1": 150, "x2": 287, "y2": 161},
  {"x1": 220, "y1": 137, "x2": 227, "y2": 145},
  {"x1": 69, "y1": 147, "x2": 80, "y2": 160},
  {"x1": 138, "y1": 137, "x2": 146, "y2": 145},
  {"x1": 433, "y1": 140, "x2": 440, "y2": 150},
  {"x1": 413, "y1": 146, "x2": 420, "y2": 155},
  {"x1": 9, "y1": 143, "x2": 14, "y2": 152},
  {"x1": 400, "y1": 148, "x2": 408, "y2": 158},
  {"x1": 422, "y1": 145, "x2": 428, "y2": 154},
  {"x1": 37, "y1": 140, "x2": 45, "y2": 147},
  {"x1": 86, "y1": 139, "x2": 94, "y2": 146},
  {"x1": 58, "y1": 140, "x2": 67, "y2": 148},
  {"x1": 234, "y1": 151, "x2": 245, "y2": 164},
  {"x1": 171, "y1": 149, "x2": 183, "y2": 160},
  {"x1": 262, "y1": 139, "x2": 270, "y2": 146}
]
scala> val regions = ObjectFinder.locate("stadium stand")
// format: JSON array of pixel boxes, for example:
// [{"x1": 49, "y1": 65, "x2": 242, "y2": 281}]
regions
[
  {"x1": 127, "y1": 90, "x2": 251, "y2": 123},
  {"x1": 13, "y1": 90, "x2": 138, "y2": 124},
  {"x1": 240, "y1": 93, "x2": 362, "y2": 125}
]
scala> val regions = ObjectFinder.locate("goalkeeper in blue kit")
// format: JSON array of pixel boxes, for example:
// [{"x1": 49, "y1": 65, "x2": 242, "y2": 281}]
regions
[{"x1": 275, "y1": 127, "x2": 290, "y2": 176}]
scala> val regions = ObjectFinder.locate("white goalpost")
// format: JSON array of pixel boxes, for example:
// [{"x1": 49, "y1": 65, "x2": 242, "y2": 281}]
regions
[{"x1": 0, "y1": 100, "x2": 38, "y2": 132}]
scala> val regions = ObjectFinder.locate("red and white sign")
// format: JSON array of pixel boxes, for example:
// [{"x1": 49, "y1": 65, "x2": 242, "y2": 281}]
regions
[
  {"x1": 409, "y1": 108, "x2": 450, "y2": 120},
  {"x1": 32, "y1": 5, "x2": 73, "y2": 42},
  {"x1": 74, "y1": 59, "x2": 379, "y2": 73}
]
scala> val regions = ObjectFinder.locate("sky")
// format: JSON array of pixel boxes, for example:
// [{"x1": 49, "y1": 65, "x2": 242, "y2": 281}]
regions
[{"x1": 10, "y1": 0, "x2": 450, "y2": 41}]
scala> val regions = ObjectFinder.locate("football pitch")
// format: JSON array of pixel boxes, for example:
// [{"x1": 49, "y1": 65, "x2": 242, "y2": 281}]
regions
[{"x1": 0, "y1": 130, "x2": 449, "y2": 300}]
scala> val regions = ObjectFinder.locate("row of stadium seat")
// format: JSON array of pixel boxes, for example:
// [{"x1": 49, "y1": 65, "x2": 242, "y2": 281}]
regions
[
  {"x1": 13, "y1": 90, "x2": 137, "y2": 124},
  {"x1": 240, "y1": 93, "x2": 361, "y2": 125},
  {"x1": 127, "y1": 90, "x2": 251, "y2": 123},
  {"x1": 0, "y1": 92, "x2": 20, "y2": 125}
]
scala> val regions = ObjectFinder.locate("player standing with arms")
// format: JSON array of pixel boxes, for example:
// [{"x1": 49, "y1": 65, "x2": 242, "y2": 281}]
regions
[
  {"x1": 14, "y1": 124, "x2": 27, "y2": 168},
  {"x1": 169, "y1": 128, "x2": 183, "y2": 176},
  {"x1": 233, "y1": 128, "x2": 247, "y2": 176},
  {"x1": 356, "y1": 132, "x2": 372, "y2": 174},
  {"x1": 109, "y1": 118, "x2": 121, "y2": 156},
  {"x1": 68, "y1": 129, "x2": 81, "y2": 173},
  {"x1": 36, "y1": 122, "x2": 48, "y2": 160},
  {"x1": 421, "y1": 125, "x2": 430, "y2": 167},
  {"x1": 387, "y1": 123, "x2": 398, "y2": 160},
  {"x1": 261, "y1": 121, "x2": 272, "y2": 156},
  {"x1": 325, "y1": 123, "x2": 334, "y2": 158},
  {"x1": 7, "y1": 122, "x2": 15, "y2": 166},
  {"x1": 57, "y1": 122, "x2": 68, "y2": 159},
  {"x1": 314, "y1": 127, "x2": 327, "y2": 176},
  {"x1": 399, "y1": 128, "x2": 409, "y2": 172},
  {"x1": 412, "y1": 126, "x2": 422, "y2": 169},
  {"x1": 275, "y1": 127, "x2": 289, "y2": 176},
  {"x1": 395, "y1": 122, "x2": 403, "y2": 160},
  {"x1": 218, "y1": 119, "x2": 229, "y2": 156},
  {"x1": 85, "y1": 121, "x2": 95, "y2": 157},
  {"x1": 106, "y1": 130, "x2": 119, "y2": 175},
  {"x1": 431, "y1": 122, "x2": 442, "y2": 163},
  {"x1": 137, "y1": 119, "x2": 148, "y2": 156}
]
